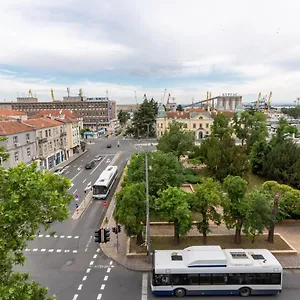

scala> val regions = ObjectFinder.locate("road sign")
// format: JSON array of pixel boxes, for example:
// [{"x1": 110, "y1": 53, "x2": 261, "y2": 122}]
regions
[
  {"x1": 75, "y1": 194, "x2": 79, "y2": 201},
  {"x1": 75, "y1": 204, "x2": 79, "y2": 209},
  {"x1": 103, "y1": 201, "x2": 107, "y2": 206}
]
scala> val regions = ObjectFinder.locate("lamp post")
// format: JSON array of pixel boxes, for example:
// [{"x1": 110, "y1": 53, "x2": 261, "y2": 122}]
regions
[{"x1": 145, "y1": 123, "x2": 151, "y2": 258}]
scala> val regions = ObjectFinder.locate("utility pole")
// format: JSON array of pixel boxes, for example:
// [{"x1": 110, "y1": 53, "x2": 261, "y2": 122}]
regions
[{"x1": 145, "y1": 123, "x2": 150, "y2": 259}]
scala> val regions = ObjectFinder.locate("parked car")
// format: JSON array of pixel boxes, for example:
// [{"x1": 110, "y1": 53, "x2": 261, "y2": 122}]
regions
[
  {"x1": 54, "y1": 167, "x2": 66, "y2": 175},
  {"x1": 107, "y1": 144, "x2": 112, "y2": 148},
  {"x1": 95, "y1": 155, "x2": 102, "y2": 161},
  {"x1": 85, "y1": 160, "x2": 96, "y2": 169}
]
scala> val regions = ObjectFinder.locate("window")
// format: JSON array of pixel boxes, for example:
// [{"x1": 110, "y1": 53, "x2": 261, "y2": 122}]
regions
[
  {"x1": 171, "y1": 274, "x2": 189, "y2": 285},
  {"x1": 49, "y1": 129, "x2": 51, "y2": 137},
  {"x1": 206, "y1": 123, "x2": 209, "y2": 128},
  {"x1": 199, "y1": 274, "x2": 211, "y2": 285},
  {"x1": 14, "y1": 152, "x2": 19, "y2": 162},
  {"x1": 45, "y1": 130, "x2": 48, "y2": 138},
  {"x1": 160, "y1": 123, "x2": 163, "y2": 128},
  {"x1": 49, "y1": 141, "x2": 52, "y2": 150},
  {"x1": 188, "y1": 274, "x2": 199, "y2": 285},
  {"x1": 199, "y1": 123, "x2": 203, "y2": 128},
  {"x1": 26, "y1": 133, "x2": 30, "y2": 141},
  {"x1": 212, "y1": 274, "x2": 227, "y2": 285},
  {"x1": 193, "y1": 123, "x2": 196, "y2": 128},
  {"x1": 39, "y1": 131, "x2": 42, "y2": 138},
  {"x1": 183, "y1": 123, "x2": 187, "y2": 128},
  {"x1": 13, "y1": 136, "x2": 18, "y2": 143},
  {"x1": 27, "y1": 147, "x2": 31, "y2": 157},
  {"x1": 171, "y1": 254, "x2": 183, "y2": 261}
]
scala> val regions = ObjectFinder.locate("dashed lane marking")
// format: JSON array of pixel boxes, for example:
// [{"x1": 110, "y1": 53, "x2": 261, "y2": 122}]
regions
[
  {"x1": 104, "y1": 276, "x2": 108, "y2": 281},
  {"x1": 100, "y1": 284, "x2": 105, "y2": 290},
  {"x1": 83, "y1": 178, "x2": 87, "y2": 183},
  {"x1": 82, "y1": 276, "x2": 87, "y2": 281},
  {"x1": 97, "y1": 294, "x2": 102, "y2": 300},
  {"x1": 93, "y1": 254, "x2": 97, "y2": 259},
  {"x1": 107, "y1": 267, "x2": 111, "y2": 273},
  {"x1": 33, "y1": 234, "x2": 80, "y2": 239},
  {"x1": 141, "y1": 273, "x2": 148, "y2": 300},
  {"x1": 23, "y1": 248, "x2": 78, "y2": 253},
  {"x1": 89, "y1": 261, "x2": 94, "y2": 266},
  {"x1": 78, "y1": 284, "x2": 83, "y2": 290},
  {"x1": 109, "y1": 260, "x2": 113, "y2": 265},
  {"x1": 73, "y1": 295, "x2": 78, "y2": 300},
  {"x1": 86, "y1": 268, "x2": 91, "y2": 273}
]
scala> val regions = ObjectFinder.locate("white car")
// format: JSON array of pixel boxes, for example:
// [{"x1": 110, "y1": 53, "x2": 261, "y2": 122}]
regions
[{"x1": 95, "y1": 155, "x2": 102, "y2": 161}]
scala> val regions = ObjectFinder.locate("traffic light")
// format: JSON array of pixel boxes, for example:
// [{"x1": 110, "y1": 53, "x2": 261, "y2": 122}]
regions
[
  {"x1": 103, "y1": 228, "x2": 110, "y2": 243},
  {"x1": 117, "y1": 224, "x2": 121, "y2": 233},
  {"x1": 94, "y1": 229, "x2": 102, "y2": 243},
  {"x1": 112, "y1": 227, "x2": 117, "y2": 234}
]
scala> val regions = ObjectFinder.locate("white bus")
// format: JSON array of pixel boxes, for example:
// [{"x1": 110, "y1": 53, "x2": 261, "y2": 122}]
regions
[
  {"x1": 151, "y1": 246, "x2": 282, "y2": 297},
  {"x1": 93, "y1": 166, "x2": 118, "y2": 199}
]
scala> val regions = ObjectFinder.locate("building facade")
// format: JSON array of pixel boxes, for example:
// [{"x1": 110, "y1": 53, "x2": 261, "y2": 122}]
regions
[
  {"x1": 156, "y1": 105, "x2": 214, "y2": 140},
  {"x1": 0, "y1": 120, "x2": 37, "y2": 168},
  {"x1": 0, "y1": 99, "x2": 116, "y2": 131},
  {"x1": 0, "y1": 108, "x2": 28, "y2": 121},
  {"x1": 23, "y1": 118, "x2": 68, "y2": 170}
]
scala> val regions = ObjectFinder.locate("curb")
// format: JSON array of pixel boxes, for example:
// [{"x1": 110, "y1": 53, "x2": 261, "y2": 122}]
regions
[
  {"x1": 72, "y1": 191, "x2": 93, "y2": 219},
  {"x1": 53, "y1": 150, "x2": 88, "y2": 171}
]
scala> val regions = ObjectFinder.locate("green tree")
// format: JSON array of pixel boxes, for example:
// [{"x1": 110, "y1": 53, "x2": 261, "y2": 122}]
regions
[
  {"x1": 193, "y1": 178, "x2": 222, "y2": 244},
  {"x1": 271, "y1": 117, "x2": 298, "y2": 144},
  {"x1": 232, "y1": 111, "x2": 253, "y2": 147},
  {"x1": 222, "y1": 175, "x2": 248, "y2": 244},
  {"x1": 157, "y1": 121, "x2": 195, "y2": 160},
  {"x1": 242, "y1": 187, "x2": 273, "y2": 243},
  {"x1": 114, "y1": 183, "x2": 146, "y2": 245},
  {"x1": 250, "y1": 139, "x2": 271, "y2": 174},
  {"x1": 156, "y1": 187, "x2": 192, "y2": 244},
  {"x1": 117, "y1": 110, "x2": 130, "y2": 125},
  {"x1": 211, "y1": 113, "x2": 233, "y2": 140},
  {"x1": 282, "y1": 106, "x2": 300, "y2": 119},
  {"x1": 0, "y1": 162, "x2": 72, "y2": 299},
  {"x1": 126, "y1": 96, "x2": 158, "y2": 137},
  {"x1": 0, "y1": 136, "x2": 10, "y2": 162},
  {"x1": 125, "y1": 151, "x2": 184, "y2": 196}
]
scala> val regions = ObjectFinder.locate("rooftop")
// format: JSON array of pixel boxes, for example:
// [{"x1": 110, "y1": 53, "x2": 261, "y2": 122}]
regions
[
  {"x1": 23, "y1": 117, "x2": 64, "y2": 129},
  {"x1": 0, "y1": 120, "x2": 34, "y2": 135},
  {"x1": 0, "y1": 109, "x2": 25, "y2": 116},
  {"x1": 32, "y1": 109, "x2": 79, "y2": 119}
]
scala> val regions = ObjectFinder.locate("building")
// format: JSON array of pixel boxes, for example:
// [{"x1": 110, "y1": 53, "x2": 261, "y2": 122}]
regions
[
  {"x1": 23, "y1": 118, "x2": 68, "y2": 170},
  {"x1": 31, "y1": 110, "x2": 83, "y2": 157},
  {"x1": 0, "y1": 109, "x2": 28, "y2": 121},
  {"x1": 0, "y1": 98, "x2": 117, "y2": 131},
  {"x1": 215, "y1": 94, "x2": 242, "y2": 111},
  {"x1": 116, "y1": 104, "x2": 139, "y2": 113},
  {"x1": 156, "y1": 104, "x2": 214, "y2": 140},
  {"x1": 0, "y1": 119, "x2": 37, "y2": 168}
]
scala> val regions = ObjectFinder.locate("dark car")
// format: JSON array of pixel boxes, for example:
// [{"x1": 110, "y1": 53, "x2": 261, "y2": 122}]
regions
[
  {"x1": 107, "y1": 144, "x2": 112, "y2": 148},
  {"x1": 85, "y1": 160, "x2": 96, "y2": 169}
]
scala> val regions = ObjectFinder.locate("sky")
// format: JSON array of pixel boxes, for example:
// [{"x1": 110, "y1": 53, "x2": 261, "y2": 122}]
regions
[{"x1": 0, "y1": 0, "x2": 300, "y2": 105}]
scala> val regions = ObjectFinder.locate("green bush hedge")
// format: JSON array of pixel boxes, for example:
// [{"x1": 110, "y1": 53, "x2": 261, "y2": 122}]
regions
[
  {"x1": 185, "y1": 174, "x2": 201, "y2": 184},
  {"x1": 183, "y1": 167, "x2": 196, "y2": 176}
]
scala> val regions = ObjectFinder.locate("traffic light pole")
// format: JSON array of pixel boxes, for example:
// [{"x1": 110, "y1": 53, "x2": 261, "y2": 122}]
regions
[{"x1": 116, "y1": 221, "x2": 119, "y2": 252}]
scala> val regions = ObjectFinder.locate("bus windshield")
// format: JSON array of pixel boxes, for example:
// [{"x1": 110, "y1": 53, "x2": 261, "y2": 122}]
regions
[{"x1": 93, "y1": 185, "x2": 107, "y2": 195}]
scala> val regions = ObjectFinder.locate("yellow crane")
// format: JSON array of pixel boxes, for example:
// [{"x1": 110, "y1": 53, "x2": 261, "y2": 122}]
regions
[
  {"x1": 267, "y1": 91, "x2": 272, "y2": 108},
  {"x1": 50, "y1": 89, "x2": 55, "y2": 101},
  {"x1": 79, "y1": 88, "x2": 83, "y2": 97},
  {"x1": 256, "y1": 92, "x2": 262, "y2": 109},
  {"x1": 28, "y1": 89, "x2": 33, "y2": 97}
]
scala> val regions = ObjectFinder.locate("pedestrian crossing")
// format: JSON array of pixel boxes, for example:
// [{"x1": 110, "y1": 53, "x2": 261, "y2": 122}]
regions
[
  {"x1": 24, "y1": 248, "x2": 78, "y2": 253},
  {"x1": 33, "y1": 234, "x2": 80, "y2": 239}
]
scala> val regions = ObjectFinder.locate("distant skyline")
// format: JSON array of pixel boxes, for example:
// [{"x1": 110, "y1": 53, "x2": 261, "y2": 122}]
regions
[{"x1": 1, "y1": 0, "x2": 300, "y2": 104}]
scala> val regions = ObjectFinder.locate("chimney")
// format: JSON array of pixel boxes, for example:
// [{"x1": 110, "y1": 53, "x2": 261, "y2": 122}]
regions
[{"x1": 17, "y1": 118, "x2": 21, "y2": 122}]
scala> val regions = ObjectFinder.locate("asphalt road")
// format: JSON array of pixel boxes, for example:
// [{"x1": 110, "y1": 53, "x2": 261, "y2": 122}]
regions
[{"x1": 19, "y1": 135, "x2": 156, "y2": 300}]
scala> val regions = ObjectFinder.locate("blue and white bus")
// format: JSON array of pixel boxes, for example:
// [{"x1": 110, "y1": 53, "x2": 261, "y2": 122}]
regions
[
  {"x1": 93, "y1": 166, "x2": 118, "y2": 199},
  {"x1": 151, "y1": 246, "x2": 282, "y2": 297}
]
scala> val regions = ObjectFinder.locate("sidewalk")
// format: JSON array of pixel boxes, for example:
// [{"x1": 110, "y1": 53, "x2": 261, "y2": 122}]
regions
[{"x1": 52, "y1": 149, "x2": 87, "y2": 171}]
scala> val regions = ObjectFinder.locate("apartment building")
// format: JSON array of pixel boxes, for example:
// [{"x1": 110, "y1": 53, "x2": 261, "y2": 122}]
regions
[
  {"x1": 32, "y1": 110, "x2": 83, "y2": 157},
  {"x1": 0, "y1": 120, "x2": 37, "y2": 168},
  {"x1": 23, "y1": 118, "x2": 68, "y2": 170},
  {"x1": 0, "y1": 98, "x2": 116, "y2": 131},
  {"x1": 0, "y1": 108, "x2": 28, "y2": 121},
  {"x1": 156, "y1": 105, "x2": 214, "y2": 140}
]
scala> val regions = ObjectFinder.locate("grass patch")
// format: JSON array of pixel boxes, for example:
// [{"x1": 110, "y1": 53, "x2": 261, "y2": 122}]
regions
[
  {"x1": 247, "y1": 173, "x2": 268, "y2": 190},
  {"x1": 129, "y1": 234, "x2": 291, "y2": 253}
]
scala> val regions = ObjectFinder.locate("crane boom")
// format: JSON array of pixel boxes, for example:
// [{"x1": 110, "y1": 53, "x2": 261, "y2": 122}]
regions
[
  {"x1": 50, "y1": 89, "x2": 54, "y2": 101},
  {"x1": 162, "y1": 89, "x2": 167, "y2": 104},
  {"x1": 256, "y1": 92, "x2": 261, "y2": 109},
  {"x1": 267, "y1": 91, "x2": 272, "y2": 107}
]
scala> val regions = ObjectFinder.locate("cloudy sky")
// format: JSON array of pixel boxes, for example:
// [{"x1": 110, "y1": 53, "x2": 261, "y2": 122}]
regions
[{"x1": 0, "y1": 0, "x2": 299, "y2": 105}]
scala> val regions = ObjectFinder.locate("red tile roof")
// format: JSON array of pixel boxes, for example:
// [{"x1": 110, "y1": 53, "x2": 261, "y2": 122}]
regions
[
  {"x1": 211, "y1": 111, "x2": 235, "y2": 118},
  {"x1": 166, "y1": 111, "x2": 190, "y2": 119},
  {"x1": 32, "y1": 109, "x2": 79, "y2": 119},
  {"x1": 0, "y1": 120, "x2": 34, "y2": 135},
  {"x1": 0, "y1": 109, "x2": 25, "y2": 116},
  {"x1": 0, "y1": 115, "x2": 15, "y2": 121},
  {"x1": 185, "y1": 108, "x2": 206, "y2": 113},
  {"x1": 23, "y1": 117, "x2": 64, "y2": 129}
]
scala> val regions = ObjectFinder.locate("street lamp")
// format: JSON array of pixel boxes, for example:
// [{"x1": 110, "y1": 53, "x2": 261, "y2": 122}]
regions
[{"x1": 145, "y1": 123, "x2": 151, "y2": 258}]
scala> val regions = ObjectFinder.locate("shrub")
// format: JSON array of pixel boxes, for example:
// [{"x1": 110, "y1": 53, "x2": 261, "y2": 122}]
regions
[
  {"x1": 185, "y1": 174, "x2": 201, "y2": 184},
  {"x1": 188, "y1": 158, "x2": 203, "y2": 165},
  {"x1": 183, "y1": 167, "x2": 196, "y2": 176}
]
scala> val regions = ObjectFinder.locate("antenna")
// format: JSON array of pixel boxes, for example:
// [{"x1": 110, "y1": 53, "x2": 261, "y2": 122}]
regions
[
  {"x1": 106, "y1": 90, "x2": 108, "y2": 100},
  {"x1": 67, "y1": 87, "x2": 70, "y2": 97}
]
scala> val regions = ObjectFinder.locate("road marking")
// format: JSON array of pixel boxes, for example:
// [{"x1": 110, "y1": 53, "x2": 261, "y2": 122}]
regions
[
  {"x1": 81, "y1": 159, "x2": 84, "y2": 162},
  {"x1": 25, "y1": 248, "x2": 30, "y2": 251},
  {"x1": 93, "y1": 254, "x2": 97, "y2": 259},
  {"x1": 86, "y1": 268, "x2": 91, "y2": 273},
  {"x1": 141, "y1": 273, "x2": 148, "y2": 300},
  {"x1": 90, "y1": 155, "x2": 107, "y2": 175},
  {"x1": 33, "y1": 248, "x2": 38, "y2": 252},
  {"x1": 73, "y1": 295, "x2": 78, "y2": 300},
  {"x1": 41, "y1": 249, "x2": 46, "y2": 252},
  {"x1": 67, "y1": 236, "x2": 72, "y2": 239},
  {"x1": 69, "y1": 183, "x2": 74, "y2": 190},
  {"x1": 109, "y1": 261, "x2": 113, "y2": 265},
  {"x1": 72, "y1": 189, "x2": 77, "y2": 195},
  {"x1": 78, "y1": 284, "x2": 83, "y2": 290},
  {"x1": 73, "y1": 250, "x2": 78, "y2": 253},
  {"x1": 66, "y1": 171, "x2": 69, "y2": 174},
  {"x1": 85, "y1": 235, "x2": 93, "y2": 252},
  {"x1": 97, "y1": 294, "x2": 102, "y2": 300},
  {"x1": 82, "y1": 275, "x2": 87, "y2": 281},
  {"x1": 83, "y1": 178, "x2": 87, "y2": 183},
  {"x1": 48, "y1": 249, "x2": 54, "y2": 252},
  {"x1": 96, "y1": 248, "x2": 100, "y2": 252},
  {"x1": 38, "y1": 234, "x2": 43, "y2": 237},
  {"x1": 45, "y1": 235, "x2": 50, "y2": 238},
  {"x1": 60, "y1": 236, "x2": 65, "y2": 238},
  {"x1": 89, "y1": 261, "x2": 94, "y2": 266},
  {"x1": 75, "y1": 236, "x2": 79, "y2": 239},
  {"x1": 71, "y1": 169, "x2": 83, "y2": 181},
  {"x1": 100, "y1": 284, "x2": 105, "y2": 290},
  {"x1": 104, "y1": 275, "x2": 108, "y2": 281},
  {"x1": 64, "y1": 250, "x2": 70, "y2": 253},
  {"x1": 77, "y1": 167, "x2": 81, "y2": 170},
  {"x1": 56, "y1": 249, "x2": 62, "y2": 252},
  {"x1": 107, "y1": 267, "x2": 111, "y2": 273}
]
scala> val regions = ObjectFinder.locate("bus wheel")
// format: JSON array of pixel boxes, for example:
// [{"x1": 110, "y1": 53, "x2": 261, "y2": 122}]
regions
[
  {"x1": 174, "y1": 288, "x2": 186, "y2": 297},
  {"x1": 239, "y1": 287, "x2": 251, "y2": 297}
]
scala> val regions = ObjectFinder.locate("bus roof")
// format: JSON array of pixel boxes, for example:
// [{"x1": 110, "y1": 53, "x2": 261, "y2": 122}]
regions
[
  {"x1": 94, "y1": 165, "x2": 118, "y2": 187},
  {"x1": 153, "y1": 246, "x2": 282, "y2": 273}
]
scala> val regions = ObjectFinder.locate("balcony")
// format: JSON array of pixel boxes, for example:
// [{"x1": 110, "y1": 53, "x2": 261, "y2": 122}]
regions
[
  {"x1": 37, "y1": 137, "x2": 47, "y2": 144},
  {"x1": 60, "y1": 132, "x2": 67, "y2": 137}
]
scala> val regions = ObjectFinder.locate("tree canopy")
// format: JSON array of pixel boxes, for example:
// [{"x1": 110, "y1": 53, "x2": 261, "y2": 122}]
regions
[
  {"x1": 117, "y1": 110, "x2": 130, "y2": 126},
  {"x1": 156, "y1": 121, "x2": 195, "y2": 160},
  {"x1": 0, "y1": 161, "x2": 72, "y2": 299}
]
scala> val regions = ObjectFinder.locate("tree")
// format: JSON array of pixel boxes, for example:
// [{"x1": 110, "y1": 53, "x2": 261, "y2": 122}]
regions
[
  {"x1": 271, "y1": 117, "x2": 298, "y2": 144},
  {"x1": 0, "y1": 136, "x2": 9, "y2": 163},
  {"x1": 176, "y1": 104, "x2": 183, "y2": 111},
  {"x1": 117, "y1": 110, "x2": 130, "y2": 126},
  {"x1": 250, "y1": 139, "x2": 271, "y2": 174},
  {"x1": 0, "y1": 162, "x2": 72, "y2": 299},
  {"x1": 114, "y1": 183, "x2": 146, "y2": 245},
  {"x1": 156, "y1": 121, "x2": 195, "y2": 160},
  {"x1": 125, "y1": 151, "x2": 185, "y2": 196},
  {"x1": 222, "y1": 175, "x2": 248, "y2": 244},
  {"x1": 282, "y1": 106, "x2": 300, "y2": 119},
  {"x1": 242, "y1": 188, "x2": 273, "y2": 243},
  {"x1": 232, "y1": 111, "x2": 253, "y2": 147},
  {"x1": 211, "y1": 113, "x2": 233, "y2": 140},
  {"x1": 155, "y1": 187, "x2": 191, "y2": 244},
  {"x1": 126, "y1": 96, "x2": 158, "y2": 137},
  {"x1": 193, "y1": 178, "x2": 222, "y2": 244}
]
